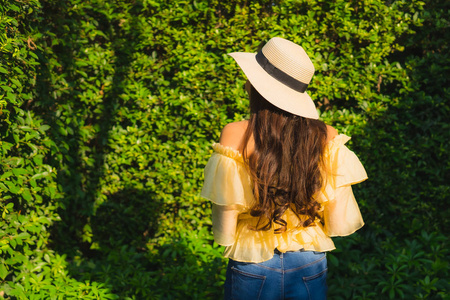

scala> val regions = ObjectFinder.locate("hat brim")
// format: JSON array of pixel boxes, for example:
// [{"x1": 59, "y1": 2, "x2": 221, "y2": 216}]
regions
[{"x1": 228, "y1": 52, "x2": 319, "y2": 119}]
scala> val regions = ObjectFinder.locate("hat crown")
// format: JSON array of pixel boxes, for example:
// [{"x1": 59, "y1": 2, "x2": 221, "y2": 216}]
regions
[{"x1": 261, "y1": 37, "x2": 315, "y2": 85}]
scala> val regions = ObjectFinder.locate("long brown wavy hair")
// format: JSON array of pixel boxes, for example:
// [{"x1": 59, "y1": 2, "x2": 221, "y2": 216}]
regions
[{"x1": 242, "y1": 84, "x2": 328, "y2": 233}]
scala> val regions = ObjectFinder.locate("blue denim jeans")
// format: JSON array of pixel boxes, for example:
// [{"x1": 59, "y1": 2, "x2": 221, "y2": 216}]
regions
[{"x1": 224, "y1": 249, "x2": 327, "y2": 300}]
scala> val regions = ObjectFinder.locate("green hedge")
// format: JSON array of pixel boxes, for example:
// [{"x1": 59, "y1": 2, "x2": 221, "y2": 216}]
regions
[{"x1": 1, "y1": 0, "x2": 448, "y2": 299}]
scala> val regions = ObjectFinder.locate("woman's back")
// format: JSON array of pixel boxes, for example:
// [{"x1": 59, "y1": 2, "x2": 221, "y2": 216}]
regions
[
  {"x1": 201, "y1": 36, "x2": 367, "y2": 299},
  {"x1": 218, "y1": 120, "x2": 338, "y2": 155},
  {"x1": 219, "y1": 114, "x2": 340, "y2": 234}
]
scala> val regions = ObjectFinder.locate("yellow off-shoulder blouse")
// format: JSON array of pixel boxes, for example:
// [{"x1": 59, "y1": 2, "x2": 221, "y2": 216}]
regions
[{"x1": 201, "y1": 134, "x2": 368, "y2": 263}]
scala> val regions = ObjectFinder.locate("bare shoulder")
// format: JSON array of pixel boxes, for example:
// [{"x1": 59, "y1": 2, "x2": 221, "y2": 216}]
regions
[
  {"x1": 326, "y1": 124, "x2": 338, "y2": 142},
  {"x1": 219, "y1": 120, "x2": 249, "y2": 151}
]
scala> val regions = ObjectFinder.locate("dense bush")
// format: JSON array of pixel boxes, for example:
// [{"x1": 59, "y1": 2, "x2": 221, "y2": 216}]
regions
[{"x1": 1, "y1": 0, "x2": 448, "y2": 299}]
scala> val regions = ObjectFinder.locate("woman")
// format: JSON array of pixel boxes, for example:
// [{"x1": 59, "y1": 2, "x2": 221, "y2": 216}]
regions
[{"x1": 201, "y1": 37, "x2": 368, "y2": 300}]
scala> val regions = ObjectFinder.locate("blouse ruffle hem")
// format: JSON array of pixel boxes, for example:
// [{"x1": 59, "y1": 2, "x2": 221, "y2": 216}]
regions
[{"x1": 201, "y1": 134, "x2": 368, "y2": 263}]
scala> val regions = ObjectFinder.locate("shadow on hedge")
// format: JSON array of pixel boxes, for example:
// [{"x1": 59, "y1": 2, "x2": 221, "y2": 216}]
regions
[
  {"x1": 38, "y1": 0, "x2": 143, "y2": 256},
  {"x1": 34, "y1": 2, "x2": 225, "y2": 297},
  {"x1": 326, "y1": 33, "x2": 449, "y2": 298},
  {"x1": 59, "y1": 187, "x2": 225, "y2": 298},
  {"x1": 91, "y1": 187, "x2": 162, "y2": 256}
]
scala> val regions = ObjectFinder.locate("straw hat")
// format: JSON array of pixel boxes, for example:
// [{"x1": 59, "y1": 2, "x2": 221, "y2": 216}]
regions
[{"x1": 228, "y1": 37, "x2": 318, "y2": 119}]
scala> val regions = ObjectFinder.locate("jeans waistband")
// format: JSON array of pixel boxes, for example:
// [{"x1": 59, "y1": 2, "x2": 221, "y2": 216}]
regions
[{"x1": 274, "y1": 248, "x2": 305, "y2": 254}]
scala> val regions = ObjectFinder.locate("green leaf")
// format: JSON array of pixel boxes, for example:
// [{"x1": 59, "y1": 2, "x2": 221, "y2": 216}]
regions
[
  {"x1": 1, "y1": 142, "x2": 13, "y2": 152},
  {"x1": 389, "y1": 288, "x2": 395, "y2": 299},
  {"x1": 327, "y1": 253, "x2": 339, "y2": 267},
  {"x1": 0, "y1": 263, "x2": 8, "y2": 280},
  {"x1": 1, "y1": 86, "x2": 13, "y2": 93},
  {"x1": 9, "y1": 4, "x2": 20, "y2": 12},
  {"x1": 39, "y1": 125, "x2": 51, "y2": 132},
  {"x1": 6, "y1": 92, "x2": 17, "y2": 103},
  {"x1": 10, "y1": 78, "x2": 22, "y2": 89},
  {"x1": 0, "y1": 171, "x2": 12, "y2": 180},
  {"x1": 31, "y1": 171, "x2": 49, "y2": 180},
  {"x1": 21, "y1": 188, "x2": 33, "y2": 201},
  {"x1": 4, "y1": 181, "x2": 20, "y2": 194},
  {"x1": 33, "y1": 154, "x2": 44, "y2": 165},
  {"x1": 12, "y1": 168, "x2": 28, "y2": 176}
]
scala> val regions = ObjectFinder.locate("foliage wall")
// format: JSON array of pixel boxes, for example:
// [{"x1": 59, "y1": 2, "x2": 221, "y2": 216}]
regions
[{"x1": 1, "y1": 0, "x2": 448, "y2": 299}]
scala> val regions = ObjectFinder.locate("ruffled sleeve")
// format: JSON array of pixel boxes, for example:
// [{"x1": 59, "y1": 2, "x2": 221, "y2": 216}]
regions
[
  {"x1": 319, "y1": 134, "x2": 368, "y2": 236},
  {"x1": 201, "y1": 144, "x2": 254, "y2": 246}
]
